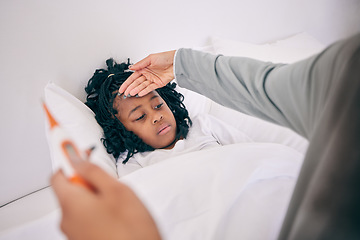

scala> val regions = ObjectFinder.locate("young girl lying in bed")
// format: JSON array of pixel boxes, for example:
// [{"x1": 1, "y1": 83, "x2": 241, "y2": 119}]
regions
[{"x1": 85, "y1": 59, "x2": 254, "y2": 176}]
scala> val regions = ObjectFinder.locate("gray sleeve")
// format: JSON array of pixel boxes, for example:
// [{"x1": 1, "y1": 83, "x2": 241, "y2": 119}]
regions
[
  {"x1": 175, "y1": 35, "x2": 360, "y2": 239},
  {"x1": 174, "y1": 48, "x2": 330, "y2": 139}
]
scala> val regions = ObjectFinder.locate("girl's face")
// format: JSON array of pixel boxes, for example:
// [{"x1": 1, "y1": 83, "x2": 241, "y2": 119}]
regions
[{"x1": 113, "y1": 91, "x2": 177, "y2": 149}]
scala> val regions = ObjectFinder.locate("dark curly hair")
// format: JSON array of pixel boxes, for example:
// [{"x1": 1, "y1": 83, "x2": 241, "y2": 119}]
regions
[{"x1": 85, "y1": 58, "x2": 192, "y2": 164}]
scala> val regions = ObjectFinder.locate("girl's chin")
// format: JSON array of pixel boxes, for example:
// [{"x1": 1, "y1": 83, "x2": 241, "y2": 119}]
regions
[{"x1": 159, "y1": 137, "x2": 178, "y2": 150}]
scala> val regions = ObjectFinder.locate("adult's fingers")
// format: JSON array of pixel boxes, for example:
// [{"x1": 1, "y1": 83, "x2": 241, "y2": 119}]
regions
[
  {"x1": 137, "y1": 83, "x2": 160, "y2": 97},
  {"x1": 119, "y1": 71, "x2": 142, "y2": 95},
  {"x1": 122, "y1": 70, "x2": 163, "y2": 97},
  {"x1": 51, "y1": 170, "x2": 84, "y2": 208},
  {"x1": 51, "y1": 170, "x2": 69, "y2": 202},
  {"x1": 125, "y1": 75, "x2": 148, "y2": 96},
  {"x1": 72, "y1": 161, "x2": 118, "y2": 193},
  {"x1": 120, "y1": 55, "x2": 154, "y2": 94}
]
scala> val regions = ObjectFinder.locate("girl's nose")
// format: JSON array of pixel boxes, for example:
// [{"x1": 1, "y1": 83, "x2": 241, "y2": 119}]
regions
[{"x1": 153, "y1": 114, "x2": 163, "y2": 124}]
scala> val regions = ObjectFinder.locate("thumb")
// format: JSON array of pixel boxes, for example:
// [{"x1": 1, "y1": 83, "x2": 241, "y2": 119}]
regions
[
  {"x1": 129, "y1": 55, "x2": 152, "y2": 71},
  {"x1": 51, "y1": 170, "x2": 76, "y2": 203},
  {"x1": 72, "y1": 161, "x2": 118, "y2": 192}
]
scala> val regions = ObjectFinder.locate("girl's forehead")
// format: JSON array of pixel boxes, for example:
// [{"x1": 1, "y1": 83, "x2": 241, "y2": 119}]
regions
[{"x1": 114, "y1": 91, "x2": 161, "y2": 111}]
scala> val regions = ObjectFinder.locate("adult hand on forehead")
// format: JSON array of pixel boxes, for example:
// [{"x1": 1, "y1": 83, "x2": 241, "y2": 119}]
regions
[{"x1": 119, "y1": 50, "x2": 176, "y2": 97}]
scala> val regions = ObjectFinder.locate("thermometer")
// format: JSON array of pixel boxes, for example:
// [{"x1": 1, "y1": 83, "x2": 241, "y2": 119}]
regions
[{"x1": 43, "y1": 103, "x2": 92, "y2": 189}]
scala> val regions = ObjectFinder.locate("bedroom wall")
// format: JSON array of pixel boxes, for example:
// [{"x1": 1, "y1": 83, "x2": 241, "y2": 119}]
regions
[{"x1": 0, "y1": 0, "x2": 359, "y2": 206}]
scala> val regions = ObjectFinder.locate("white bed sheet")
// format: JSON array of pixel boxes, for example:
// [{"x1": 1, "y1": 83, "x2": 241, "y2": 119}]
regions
[
  {"x1": 0, "y1": 210, "x2": 64, "y2": 240},
  {"x1": 121, "y1": 142, "x2": 303, "y2": 240}
]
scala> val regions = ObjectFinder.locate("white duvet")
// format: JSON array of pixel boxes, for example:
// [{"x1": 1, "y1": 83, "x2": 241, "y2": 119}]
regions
[{"x1": 121, "y1": 142, "x2": 302, "y2": 240}]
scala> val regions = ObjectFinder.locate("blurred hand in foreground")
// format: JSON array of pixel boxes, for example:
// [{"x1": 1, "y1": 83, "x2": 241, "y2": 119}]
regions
[{"x1": 51, "y1": 161, "x2": 161, "y2": 240}]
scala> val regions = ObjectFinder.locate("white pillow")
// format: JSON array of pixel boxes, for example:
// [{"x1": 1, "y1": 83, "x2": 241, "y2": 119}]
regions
[
  {"x1": 44, "y1": 82, "x2": 118, "y2": 178},
  {"x1": 175, "y1": 84, "x2": 211, "y2": 119},
  {"x1": 211, "y1": 32, "x2": 325, "y2": 63}
]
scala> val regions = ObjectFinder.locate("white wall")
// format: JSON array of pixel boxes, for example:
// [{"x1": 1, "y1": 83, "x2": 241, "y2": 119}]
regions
[{"x1": 0, "y1": 0, "x2": 359, "y2": 206}]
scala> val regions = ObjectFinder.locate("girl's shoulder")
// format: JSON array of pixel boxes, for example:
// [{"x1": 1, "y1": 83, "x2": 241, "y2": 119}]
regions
[{"x1": 190, "y1": 113, "x2": 226, "y2": 129}]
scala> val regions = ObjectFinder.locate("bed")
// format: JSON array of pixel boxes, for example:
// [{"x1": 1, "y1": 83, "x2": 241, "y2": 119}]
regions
[{"x1": 0, "y1": 32, "x2": 324, "y2": 240}]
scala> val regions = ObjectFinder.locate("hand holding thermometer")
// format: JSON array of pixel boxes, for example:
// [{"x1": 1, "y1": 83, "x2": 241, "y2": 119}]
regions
[{"x1": 43, "y1": 103, "x2": 93, "y2": 189}]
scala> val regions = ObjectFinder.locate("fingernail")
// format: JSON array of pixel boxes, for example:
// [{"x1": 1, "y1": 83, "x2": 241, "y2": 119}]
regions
[
  {"x1": 135, "y1": 94, "x2": 139, "y2": 98},
  {"x1": 128, "y1": 65, "x2": 133, "y2": 69},
  {"x1": 127, "y1": 94, "x2": 131, "y2": 98},
  {"x1": 85, "y1": 146, "x2": 96, "y2": 160},
  {"x1": 123, "y1": 95, "x2": 127, "y2": 99},
  {"x1": 89, "y1": 145, "x2": 96, "y2": 152}
]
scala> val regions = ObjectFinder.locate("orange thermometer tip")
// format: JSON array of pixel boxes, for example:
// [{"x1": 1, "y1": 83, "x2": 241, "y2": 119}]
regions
[{"x1": 42, "y1": 102, "x2": 58, "y2": 129}]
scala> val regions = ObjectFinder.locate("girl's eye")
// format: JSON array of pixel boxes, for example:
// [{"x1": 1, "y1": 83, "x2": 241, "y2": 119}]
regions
[
  {"x1": 155, "y1": 103, "x2": 163, "y2": 109},
  {"x1": 135, "y1": 114, "x2": 145, "y2": 121}
]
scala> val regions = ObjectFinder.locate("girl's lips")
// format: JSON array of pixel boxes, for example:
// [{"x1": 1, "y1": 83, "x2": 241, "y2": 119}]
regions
[{"x1": 158, "y1": 124, "x2": 171, "y2": 135}]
